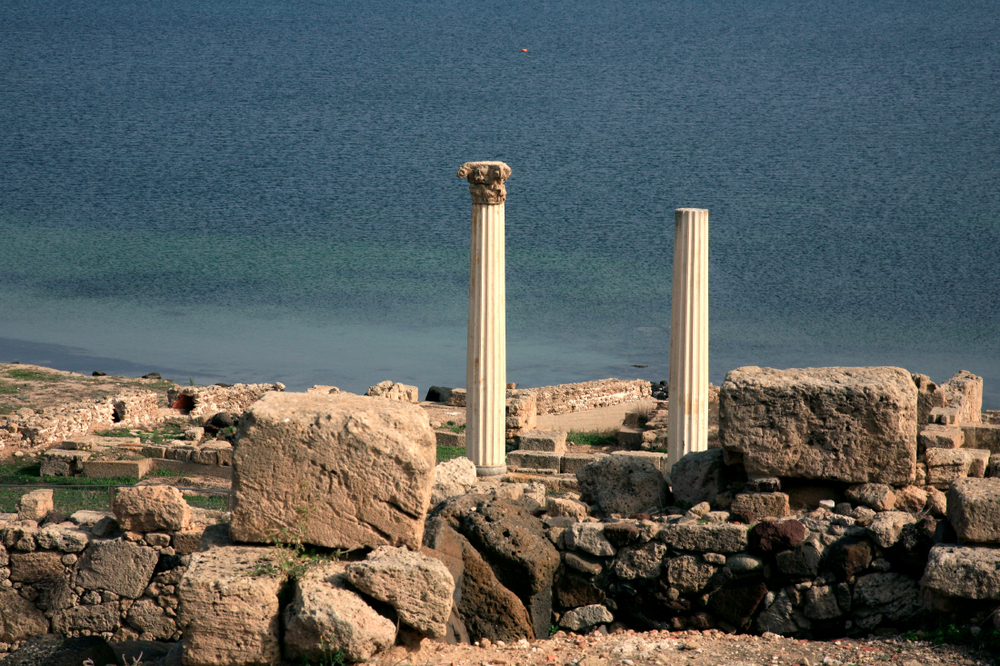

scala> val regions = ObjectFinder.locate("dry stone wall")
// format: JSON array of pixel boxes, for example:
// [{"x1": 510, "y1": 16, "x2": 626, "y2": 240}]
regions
[{"x1": 529, "y1": 379, "x2": 653, "y2": 415}]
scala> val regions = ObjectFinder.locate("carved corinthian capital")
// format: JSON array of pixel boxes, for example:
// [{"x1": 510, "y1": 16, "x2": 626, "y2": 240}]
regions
[{"x1": 457, "y1": 161, "x2": 512, "y2": 204}]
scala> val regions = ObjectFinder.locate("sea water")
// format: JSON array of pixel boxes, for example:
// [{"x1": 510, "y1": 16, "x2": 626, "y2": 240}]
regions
[{"x1": 2, "y1": 0, "x2": 999, "y2": 405}]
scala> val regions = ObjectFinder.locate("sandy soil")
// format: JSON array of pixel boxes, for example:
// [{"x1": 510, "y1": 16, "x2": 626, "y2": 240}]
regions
[{"x1": 373, "y1": 629, "x2": 994, "y2": 666}]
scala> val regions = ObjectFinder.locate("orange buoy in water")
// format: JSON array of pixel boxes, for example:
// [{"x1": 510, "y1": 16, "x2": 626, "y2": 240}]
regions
[{"x1": 521, "y1": 48, "x2": 528, "y2": 52}]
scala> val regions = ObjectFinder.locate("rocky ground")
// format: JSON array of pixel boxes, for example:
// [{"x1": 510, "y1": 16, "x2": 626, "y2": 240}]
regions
[{"x1": 376, "y1": 629, "x2": 996, "y2": 666}]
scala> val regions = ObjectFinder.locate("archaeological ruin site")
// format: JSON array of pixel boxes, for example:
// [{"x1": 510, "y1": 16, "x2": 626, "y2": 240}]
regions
[{"x1": 0, "y1": 165, "x2": 997, "y2": 665}]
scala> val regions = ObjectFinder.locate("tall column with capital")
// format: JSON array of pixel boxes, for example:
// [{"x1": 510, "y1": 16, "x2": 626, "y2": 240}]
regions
[
  {"x1": 667, "y1": 208, "x2": 709, "y2": 467},
  {"x1": 457, "y1": 161, "x2": 511, "y2": 476}
]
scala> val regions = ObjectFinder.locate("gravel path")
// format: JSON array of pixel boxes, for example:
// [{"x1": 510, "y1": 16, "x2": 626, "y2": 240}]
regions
[{"x1": 372, "y1": 630, "x2": 995, "y2": 666}]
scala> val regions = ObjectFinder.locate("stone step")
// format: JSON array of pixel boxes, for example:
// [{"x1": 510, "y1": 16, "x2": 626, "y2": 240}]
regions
[
  {"x1": 506, "y1": 450, "x2": 608, "y2": 475},
  {"x1": 502, "y1": 471, "x2": 579, "y2": 493},
  {"x1": 516, "y1": 429, "x2": 567, "y2": 452},
  {"x1": 434, "y1": 430, "x2": 465, "y2": 447}
]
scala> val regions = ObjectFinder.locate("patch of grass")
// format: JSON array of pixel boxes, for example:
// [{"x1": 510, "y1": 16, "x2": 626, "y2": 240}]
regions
[
  {"x1": 185, "y1": 494, "x2": 229, "y2": 511},
  {"x1": 6, "y1": 369, "x2": 64, "y2": 381},
  {"x1": 444, "y1": 420, "x2": 466, "y2": 434},
  {"x1": 0, "y1": 384, "x2": 20, "y2": 395},
  {"x1": 566, "y1": 429, "x2": 618, "y2": 448},
  {"x1": 0, "y1": 486, "x2": 116, "y2": 513},
  {"x1": 96, "y1": 419, "x2": 189, "y2": 445},
  {"x1": 903, "y1": 623, "x2": 1000, "y2": 652},
  {"x1": 437, "y1": 446, "x2": 465, "y2": 463},
  {"x1": 0, "y1": 404, "x2": 21, "y2": 415},
  {"x1": 94, "y1": 427, "x2": 139, "y2": 438}
]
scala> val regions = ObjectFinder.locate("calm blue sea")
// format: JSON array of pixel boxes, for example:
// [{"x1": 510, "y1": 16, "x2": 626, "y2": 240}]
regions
[{"x1": 2, "y1": 0, "x2": 999, "y2": 406}]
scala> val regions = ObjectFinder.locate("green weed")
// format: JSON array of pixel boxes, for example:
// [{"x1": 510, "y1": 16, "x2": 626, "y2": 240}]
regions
[
  {"x1": 436, "y1": 445, "x2": 465, "y2": 463},
  {"x1": 566, "y1": 429, "x2": 618, "y2": 447},
  {"x1": 6, "y1": 368, "x2": 64, "y2": 381},
  {"x1": 444, "y1": 420, "x2": 466, "y2": 434},
  {"x1": 0, "y1": 384, "x2": 20, "y2": 394}
]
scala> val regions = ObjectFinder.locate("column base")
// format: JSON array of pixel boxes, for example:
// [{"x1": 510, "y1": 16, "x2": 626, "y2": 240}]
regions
[{"x1": 475, "y1": 464, "x2": 507, "y2": 477}]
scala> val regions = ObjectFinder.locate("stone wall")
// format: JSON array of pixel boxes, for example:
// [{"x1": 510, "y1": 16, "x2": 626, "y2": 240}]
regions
[
  {"x1": 166, "y1": 383, "x2": 285, "y2": 418},
  {"x1": 529, "y1": 379, "x2": 653, "y2": 415},
  {"x1": 0, "y1": 391, "x2": 163, "y2": 452},
  {"x1": 0, "y1": 487, "x2": 224, "y2": 654}
]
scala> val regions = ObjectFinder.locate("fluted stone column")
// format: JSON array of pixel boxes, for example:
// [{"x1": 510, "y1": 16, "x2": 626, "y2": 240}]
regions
[
  {"x1": 667, "y1": 208, "x2": 709, "y2": 467},
  {"x1": 458, "y1": 161, "x2": 511, "y2": 476}
]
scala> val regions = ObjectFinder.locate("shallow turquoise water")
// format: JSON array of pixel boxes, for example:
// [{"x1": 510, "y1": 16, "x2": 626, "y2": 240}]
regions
[{"x1": 2, "y1": 0, "x2": 998, "y2": 405}]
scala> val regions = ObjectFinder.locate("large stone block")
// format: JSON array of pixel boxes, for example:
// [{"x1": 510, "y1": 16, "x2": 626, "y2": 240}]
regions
[
  {"x1": 345, "y1": 546, "x2": 455, "y2": 638},
  {"x1": 921, "y1": 545, "x2": 1000, "y2": 600},
  {"x1": 719, "y1": 366, "x2": 917, "y2": 485},
  {"x1": 940, "y1": 370, "x2": 983, "y2": 424},
  {"x1": 17, "y1": 488, "x2": 53, "y2": 522},
  {"x1": 113, "y1": 485, "x2": 192, "y2": 533},
  {"x1": 284, "y1": 562, "x2": 395, "y2": 664},
  {"x1": 176, "y1": 545, "x2": 285, "y2": 666},
  {"x1": 925, "y1": 448, "x2": 990, "y2": 489},
  {"x1": 0, "y1": 587, "x2": 49, "y2": 643},
  {"x1": 230, "y1": 392, "x2": 436, "y2": 550},
  {"x1": 961, "y1": 424, "x2": 1000, "y2": 452},
  {"x1": 576, "y1": 455, "x2": 667, "y2": 516},
  {"x1": 74, "y1": 538, "x2": 158, "y2": 599},
  {"x1": 947, "y1": 478, "x2": 1000, "y2": 544}
]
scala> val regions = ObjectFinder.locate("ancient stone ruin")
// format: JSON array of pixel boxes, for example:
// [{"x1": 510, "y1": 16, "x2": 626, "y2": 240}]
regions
[{"x1": 2, "y1": 366, "x2": 1000, "y2": 665}]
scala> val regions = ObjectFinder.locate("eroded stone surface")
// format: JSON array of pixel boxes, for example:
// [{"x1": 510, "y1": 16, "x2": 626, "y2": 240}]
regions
[
  {"x1": 921, "y1": 545, "x2": 1000, "y2": 600},
  {"x1": 719, "y1": 367, "x2": 917, "y2": 485},
  {"x1": 947, "y1": 478, "x2": 1000, "y2": 544},
  {"x1": 231, "y1": 392, "x2": 436, "y2": 550},
  {"x1": 113, "y1": 485, "x2": 192, "y2": 533},
  {"x1": 74, "y1": 538, "x2": 158, "y2": 599}
]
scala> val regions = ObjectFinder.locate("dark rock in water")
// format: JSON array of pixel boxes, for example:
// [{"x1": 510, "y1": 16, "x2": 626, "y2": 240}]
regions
[
  {"x1": 142, "y1": 372, "x2": 162, "y2": 379},
  {"x1": 426, "y1": 386, "x2": 454, "y2": 403},
  {"x1": 92, "y1": 370, "x2": 107, "y2": 376},
  {"x1": 4, "y1": 634, "x2": 118, "y2": 666},
  {"x1": 212, "y1": 382, "x2": 232, "y2": 387}
]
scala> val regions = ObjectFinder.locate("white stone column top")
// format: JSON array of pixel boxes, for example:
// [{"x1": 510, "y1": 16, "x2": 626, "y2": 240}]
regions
[{"x1": 457, "y1": 161, "x2": 512, "y2": 204}]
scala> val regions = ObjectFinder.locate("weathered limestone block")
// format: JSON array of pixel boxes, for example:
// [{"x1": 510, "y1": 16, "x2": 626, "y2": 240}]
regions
[
  {"x1": 9, "y1": 551, "x2": 63, "y2": 583},
  {"x1": 670, "y1": 448, "x2": 731, "y2": 507},
  {"x1": 36, "y1": 525, "x2": 89, "y2": 553},
  {"x1": 665, "y1": 555, "x2": 717, "y2": 593},
  {"x1": 517, "y1": 429, "x2": 567, "y2": 452},
  {"x1": 125, "y1": 597, "x2": 177, "y2": 640},
  {"x1": 576, "y1": 455, "x2": 667, "y2": 516},
  {"x1": 730, "y1": 493, "x2": 790, "y2": 523},
  {"x1": 947, "y1": 478, "x2": 1000, "y2": 544},
  {"x1": 505, "y1": 390, "x2": 538, "y2": 435},
  {"x1": 366, "y1": 380, "x2": 419, "y2": 403},
  {"x1": 284, "y1": 562, "x2": 396, "y2": 664},
  {"x1": 40, "y1": 449, "x2": 91, "y2": 477},
  {"x1": 867, "y1": 511, "x2": 917, "y2": 548},
  {"x1": 921, "y1": 545, "x2": 1000, "y2": 599},
  {"x1": 940, "y1": 370, "x2": 983, "y2": 424},
  {"x1": 719, "y1": 367, "x2": 917, "y2": 485},
  {"x1": 431, "y1": 456, "x2": 477, "y2": 508},
  {"x1": 51, "y1": 603, "x2": 120, "y2": 635},
  {"x1": 845, "y1": 483, "x2": 897, "y2": 512},
  {"x1": 74, "y1": 538, "x2": 158, "y2": 599},
  {"x1": 17, "y1": 488, "x2": 53, "y2": 522},
  {"x1": 565, "y1": 523, "x2": 616, "y2": 557},
  {"x1": 345, "y1": 546, "x2": 455, "y2": 638},
  {"x1": 913, "y1": 373, "x2": 945, "y2": 425},
  {"x1": 658, "y1": 522, "x2": 749, "y2": 553},
  {"x1": 919, "y1": 424, "x2": 964, "y2": 450},
  {"x1": 613, "y1": 541, "x2": 667, "y2": 580},
  {"x1": 231, "y1": 392, "x2": 436, "y2": 550},
  {"x1": 546, "y1": 497, "x2": 589, "y2": 522},
  {"x1": 507, "y1": 450, "x2": 562, "y2": 471},
  {"x1": 961, "y1": 424, "x2": 1000, "y2": 452},
  {"x1": 113, "y1": 485, "x2": 192, "y2": 533},
  {"x1": 894, "y1": 485, "x2": 928, "y2": 513},
  {"x1": 176, "y1": 545, "x2": 284, "y2": 666},
  {"x1": 559, "y1": 604, "x2": 613, "y2": 631},
  {"x1": 925, "y1": 448, "x2": 990, "y2": 489},
  {"x1": 0, "y1": 587, "x2": 49, "y2": 642}
]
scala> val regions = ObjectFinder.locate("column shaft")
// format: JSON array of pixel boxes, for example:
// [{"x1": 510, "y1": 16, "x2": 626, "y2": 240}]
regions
[
  {"x1": 466, "y1": 203, "x2": 506, "y2": 475},
  {"x1": 667, "y1": 208, "x2": 709, "y2": 467}
]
